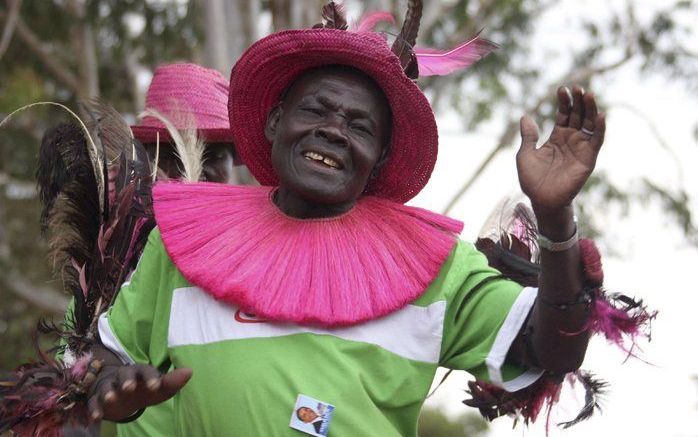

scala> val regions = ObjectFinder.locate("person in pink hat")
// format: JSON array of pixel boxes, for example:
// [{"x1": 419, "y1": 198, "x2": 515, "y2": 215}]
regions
[
  {"x1": 79, "y1": 2, "x2": 646, "y2": 435},
  {"x1": 132, "y1": 62, "x2": 241, "y2": 184},
  {"x1": 58, "y1": 63, "x2": 242, "y2": 437}
]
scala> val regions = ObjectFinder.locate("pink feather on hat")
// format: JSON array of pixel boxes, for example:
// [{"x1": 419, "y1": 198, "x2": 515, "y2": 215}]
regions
[
  {"x1": 414, "y1": 34, "x2": 499, "y2": 77},
  {"x1": 354, "y1": 11, "x2": 395, "y2": 32},
  {"x1": 354, "y1": 11, "x2": 497, "y2": 77}
]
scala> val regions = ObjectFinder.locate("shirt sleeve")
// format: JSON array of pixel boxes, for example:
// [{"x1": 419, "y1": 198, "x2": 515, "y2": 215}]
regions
[
  {"x1": 438, "y1": 241, "x2": 543, "y2": 392},
  {"x1": 97, "y1": 228, "x2": 175, "y2": 371}
]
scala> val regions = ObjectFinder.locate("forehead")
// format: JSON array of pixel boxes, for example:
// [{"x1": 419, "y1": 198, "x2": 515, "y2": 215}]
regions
[{"x1": 284, "y1": 68, "x2": 389, "y2": 111}]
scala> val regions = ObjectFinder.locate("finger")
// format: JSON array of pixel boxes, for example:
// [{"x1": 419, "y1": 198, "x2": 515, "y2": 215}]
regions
[
  {"x1": 555, "y1": 86, "x2": 572, "y2": 127},
  {"x1": 518, "y1": 115, "x2": 539, "y2": 154},
  {"x1": 81, "y1": 359, "x2": 103, "y2": 388},
  {"x1": 88, "y1": 393, "x2": 103, "y2": 422},
  {"x1": 133, "y1": 364, "x2": 162, "y2": 391},
  {"x1": 86, "y1": 376, "x2": 117, "y2": 421},
  {"x1": 581, "y1": 92, "x2": 598, "y2": 133},
  {"x1": 116, "y1": 365, "x2": 138, "y2": 393},
  {"x1": 589, "y1": 113, "x2": 606, "y2": 151},
  {"x1": 158, "y1": 368, "x2": 193, "y2": 398},
  {"x1": 144, "y1": 368, "x2": 193, "y2": 407},
  {"x1": 568, "y1": 86, "x2": 585, "y2": 129},
  {"x1": 97, "y1": 375, "x2": 118, "y2": 406}
]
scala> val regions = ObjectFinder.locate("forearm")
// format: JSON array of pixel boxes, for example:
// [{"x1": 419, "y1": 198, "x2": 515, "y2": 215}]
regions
[{"x1": 530, "y1": 204, "x2": 590, "y2": 372}]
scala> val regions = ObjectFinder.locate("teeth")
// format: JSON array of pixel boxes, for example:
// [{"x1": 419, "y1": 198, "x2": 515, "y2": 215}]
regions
[
  {"x1": 304, "y1": 151, "x2": 324, "y2": 161},
  {"x1": 323, "y1": 157, "x2": 339, "y2": 168},
  {"x1": 303, "y1": 151, "x2": 340, "y2": 169}
]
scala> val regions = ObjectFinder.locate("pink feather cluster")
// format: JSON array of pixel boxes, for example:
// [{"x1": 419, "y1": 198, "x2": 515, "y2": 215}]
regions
[
  {"x1": 579, "y1": 238, "x2": 657, "y2": 355},
  {"x1": 1, "y1": 353, "x2": 93, "y2": 436},
  {"x1": 465, "y1": 377, "x2": 562, "y2": 426}
]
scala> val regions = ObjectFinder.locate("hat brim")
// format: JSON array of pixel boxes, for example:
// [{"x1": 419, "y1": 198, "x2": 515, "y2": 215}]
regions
[
  {"x1": 228, "y1": 29, "x2": 438, "y2": 204},
  {"x1": 131, "y1": 126, "x2": 234, "y2": 144}
]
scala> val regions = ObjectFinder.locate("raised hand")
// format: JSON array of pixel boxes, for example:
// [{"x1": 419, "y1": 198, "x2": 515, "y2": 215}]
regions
[
  {"x1": 87, "y1": 362, "x2": 192, "y2": 422},
  {"x1": 516, "y1": 86, "x2": 606, "y2": 212}
]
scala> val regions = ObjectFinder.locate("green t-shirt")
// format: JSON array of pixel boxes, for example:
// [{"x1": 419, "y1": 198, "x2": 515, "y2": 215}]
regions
[{"x1": 98, "y1": 229, "x2": 541, "y2": 436}]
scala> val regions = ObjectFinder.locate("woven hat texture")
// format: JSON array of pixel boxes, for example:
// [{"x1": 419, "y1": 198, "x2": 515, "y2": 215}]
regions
[{"x1": 132, "y1": 63, "x2": 232, "y2": 143}]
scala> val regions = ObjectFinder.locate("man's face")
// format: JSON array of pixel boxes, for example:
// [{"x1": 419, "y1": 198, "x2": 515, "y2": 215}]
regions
[
  {"x1": 143, "y1": 142, "x2": 238, "y2": 184},
  {"x1": 297, "y1": 407, "x2": 319, "y2": 423},
  {"x1": 202, "y1": 143, "x2": 237, "y2": 184},
  {"x1": 265, "y1": 67, "x2": 391, "y2": 206}
]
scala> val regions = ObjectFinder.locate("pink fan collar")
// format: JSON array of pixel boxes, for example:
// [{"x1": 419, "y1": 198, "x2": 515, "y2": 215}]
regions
[{"x1": 153, "y1": 182, "x2": 463, "y2": 327}]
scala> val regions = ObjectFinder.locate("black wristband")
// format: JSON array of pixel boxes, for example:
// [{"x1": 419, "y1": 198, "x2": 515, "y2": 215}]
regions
[
  {"x1": 111, "y1": 408, "x2": 146, "y2": 424},
  {"x1": 538, "y1": 287, "x2": 594, "y2": 311}
]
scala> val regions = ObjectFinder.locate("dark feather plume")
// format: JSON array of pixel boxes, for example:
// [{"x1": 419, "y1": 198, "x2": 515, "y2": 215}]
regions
[
  {"x1": 36, "y1": 123, "x2": 101, "y2": 333},
  {"x1": 559, "y1": 371, "x2": 608, "y2": 428},
  {"x1": 320, "y1": 1, "x2": 348, "y2": 30},
  {"x1": 2, "y1": 101, "x2": 155, "y2": 434}
]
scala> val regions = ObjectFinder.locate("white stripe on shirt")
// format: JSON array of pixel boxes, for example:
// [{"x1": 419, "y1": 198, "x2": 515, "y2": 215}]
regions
[
  {"x1": 168, "y1": 286, "x2": 446, "y2": 364},
  {"x1": 485, "y1": 286, "x2": 544, "y2": 391}
]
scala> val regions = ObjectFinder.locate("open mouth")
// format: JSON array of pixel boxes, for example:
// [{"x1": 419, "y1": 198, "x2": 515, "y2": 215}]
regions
[{"x1": 302, "y1": 151, "x2": 343, "y2": 170}]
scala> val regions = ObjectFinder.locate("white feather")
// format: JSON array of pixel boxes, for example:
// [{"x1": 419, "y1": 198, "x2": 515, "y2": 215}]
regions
[{"x1": 139, "y1": 109, "x2": 205, "y2": 183}]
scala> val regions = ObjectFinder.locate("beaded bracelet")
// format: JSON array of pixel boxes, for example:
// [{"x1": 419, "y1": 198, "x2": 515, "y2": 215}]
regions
[{"x1": 537, "y1": 226, "x2": 579, "y2": 252}]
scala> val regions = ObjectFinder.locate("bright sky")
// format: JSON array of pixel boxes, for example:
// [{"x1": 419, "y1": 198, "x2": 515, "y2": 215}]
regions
[{"x1": 412, "y1": 0, "x2": 698, "y2": 435}]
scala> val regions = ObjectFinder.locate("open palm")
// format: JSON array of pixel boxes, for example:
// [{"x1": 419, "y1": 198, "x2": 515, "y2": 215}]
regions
[{"x1": 516, "y1": 86, "x2": 606, "y2": 210}]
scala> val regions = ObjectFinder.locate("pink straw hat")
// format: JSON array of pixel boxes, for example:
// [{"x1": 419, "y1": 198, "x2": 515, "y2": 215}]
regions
[
  {"x1": 229, "y1": 27, "x2": 438, "y2": 204},
  {"x1": 131, "y1": 63, "x2": 232, "y2": 144}
]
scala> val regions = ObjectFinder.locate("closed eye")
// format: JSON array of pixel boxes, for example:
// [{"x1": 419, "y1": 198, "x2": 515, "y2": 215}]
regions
[
  {"x1": 300, "y1": 106, "x2": 324, "y2": 115},
  {"x1": 350, "y1": 123, "x2": 373, "y2": 136}
]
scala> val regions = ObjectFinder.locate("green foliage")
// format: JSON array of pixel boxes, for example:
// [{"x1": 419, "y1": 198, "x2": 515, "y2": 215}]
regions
[
  {"x1": 418, "y1": 408, "x2": 489, "y2": 437},
  {"x1": 640, "y1": 179, "x2": 697, "y2": 244}
]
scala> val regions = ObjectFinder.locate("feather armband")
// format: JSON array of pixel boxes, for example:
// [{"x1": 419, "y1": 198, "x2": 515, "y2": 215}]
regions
[{"x1": 466, "y1": 199, "x2": 656, "y2": 431}]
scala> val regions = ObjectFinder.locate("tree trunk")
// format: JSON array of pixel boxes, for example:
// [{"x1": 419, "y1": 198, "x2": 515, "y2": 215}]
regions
[
  {"x1": 202, "y1": 0, "x2": 230, "y2": 73},
  {"x1": 225, "y1": 0, "x2": 246, "y2": 65},
  {"x1": 66, "y1": 0, "x2": 99, "y2": 98},
  {"x1": 270, "y1": 0, "x2": 291, "y2": 31}
]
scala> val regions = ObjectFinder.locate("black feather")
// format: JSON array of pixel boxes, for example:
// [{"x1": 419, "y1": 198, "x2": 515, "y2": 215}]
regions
[
  {"x1": 559, "y1": 371, "x2": 608, "y2": 428},
  {"x1": 320, "y1": 1, "x2": 348, "y2": 30}
]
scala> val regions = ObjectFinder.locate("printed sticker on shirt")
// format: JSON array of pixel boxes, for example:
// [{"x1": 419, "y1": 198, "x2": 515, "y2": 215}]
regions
[{"x1": 289, "y1": 394, "x2": 335, "y2": 436}]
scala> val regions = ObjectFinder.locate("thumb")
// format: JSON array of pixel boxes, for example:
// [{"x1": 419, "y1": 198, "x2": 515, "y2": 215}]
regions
[
  {"x1": 518, "y1": 115, "x2": 539, "y2": 153},
  {"x1": 158, "y1": 368, "x2": 193, "y2": 398}
]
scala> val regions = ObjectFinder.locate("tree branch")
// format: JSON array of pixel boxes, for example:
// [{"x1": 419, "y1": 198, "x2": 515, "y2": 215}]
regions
[
  {"x1": 0, "y1": 0, "x2": 22, "y2": 61},
  {"x1": 1, "y1": 10, "x2": 84, "y2": 97},
  {"x1": 612, "y1": 102, "x2": 685, "y2": 186},
  {"x1": 4, "y1": 274, "x2": 68, "y2": 315},
  {"x1": 442, "y1": 120, "x2": 519, "y2": 215},
  {"x1": 441, "y1": 48, "x2": 636, "y2": 215}
]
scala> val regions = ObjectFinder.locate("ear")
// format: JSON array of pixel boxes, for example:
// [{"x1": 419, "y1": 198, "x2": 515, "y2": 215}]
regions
[
  {"x1": 264, "y1": 105, "x2": 282, "y2": 143},
  {"x1": 370, "y1": 146, "x2": 390, "y2": 180}
]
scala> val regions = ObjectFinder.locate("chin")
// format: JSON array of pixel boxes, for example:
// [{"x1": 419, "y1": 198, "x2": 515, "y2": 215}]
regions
[{"x1": 291, "y1": 179, "x2": 351, "y2": 205}]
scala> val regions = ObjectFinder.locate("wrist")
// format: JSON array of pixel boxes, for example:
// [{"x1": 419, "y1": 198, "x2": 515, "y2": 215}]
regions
[{"x1": 533, "y1": 204, "x2": 576, "y2": 241}]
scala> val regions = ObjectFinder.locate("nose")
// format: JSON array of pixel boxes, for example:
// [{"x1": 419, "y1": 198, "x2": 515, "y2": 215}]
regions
[{"x1": 315, "y1": 118, "x2": 349, "y2": 147}]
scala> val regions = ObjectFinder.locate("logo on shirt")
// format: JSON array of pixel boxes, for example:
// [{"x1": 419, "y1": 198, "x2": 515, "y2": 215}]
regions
[{"x1": 234, "y1": 309, "x2": 268, "y2": 323}]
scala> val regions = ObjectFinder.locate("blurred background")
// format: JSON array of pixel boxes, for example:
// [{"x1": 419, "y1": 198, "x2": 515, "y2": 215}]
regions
[{"x1": 0, "y1": 0, "x2": 696, "y2": 435}]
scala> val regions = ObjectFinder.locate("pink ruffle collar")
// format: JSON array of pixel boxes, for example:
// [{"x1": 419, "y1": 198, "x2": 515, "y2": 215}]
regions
[{"x1": 153, "y1": 182, "x2": 463, "y2": 327}]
